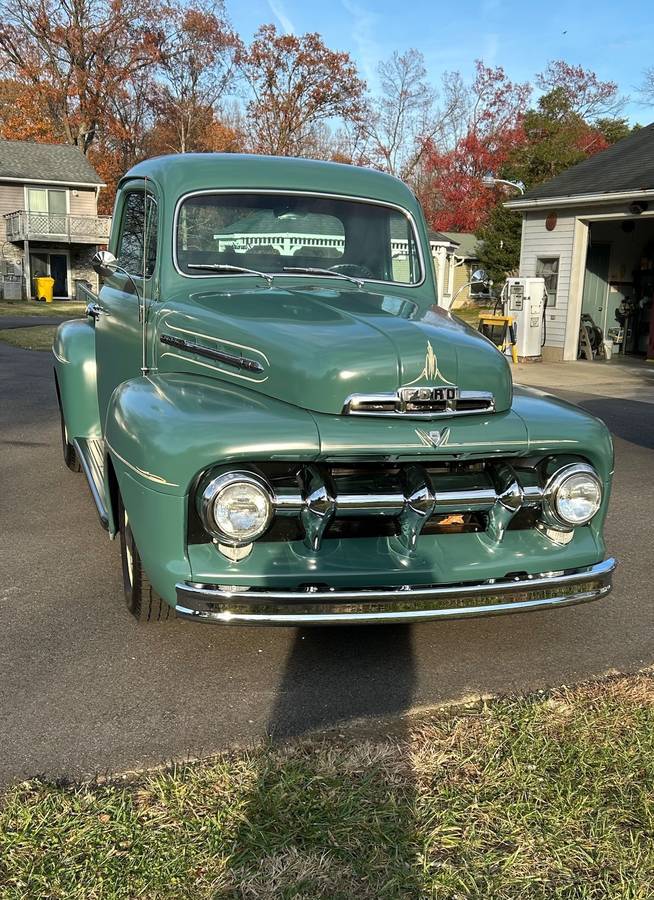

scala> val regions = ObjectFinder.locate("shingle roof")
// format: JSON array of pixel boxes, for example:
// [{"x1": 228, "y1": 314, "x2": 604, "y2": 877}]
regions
[
  {"x1": 0, "y1": 140, "x2": 104, "y2": 186},
  {"x1": 520, "y1": 122, "x2": 654, "y2": 201},
  {"x1": 428, "y1": 229, "x2": 458, "y2": 246},
  {"x1": 441, "y1": 232, "x2": 480, "y2": 258}
]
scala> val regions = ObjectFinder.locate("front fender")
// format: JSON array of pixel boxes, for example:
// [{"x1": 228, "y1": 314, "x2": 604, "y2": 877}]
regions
[
  {"x1": 104, "y1": 373, "x2": 321, "y2": 496},
  {"x1": 53, "y1": 319, "x2": 101, "y2": 441}
]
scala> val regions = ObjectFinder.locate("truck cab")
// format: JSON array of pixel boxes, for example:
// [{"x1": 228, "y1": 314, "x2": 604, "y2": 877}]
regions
[{"x1": 54, "y1": 154, "x2": 615, "y2": 626}]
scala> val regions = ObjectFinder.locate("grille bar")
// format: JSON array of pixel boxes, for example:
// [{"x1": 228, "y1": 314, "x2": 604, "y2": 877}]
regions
[
  {"x1": 269, "y1": 464, "x2": 544, "y2": 552},
  {"x1": 343, "y1": 389, "x2": 495, "y2": 418}
]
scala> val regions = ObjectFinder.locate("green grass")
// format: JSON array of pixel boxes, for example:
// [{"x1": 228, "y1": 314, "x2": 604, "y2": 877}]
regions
[
  {"x1": 0, "y1": 324, "x2": 58, "y2": 351},
  {"x1": 451, "y1": 305, "x2": 493, "y2": 327},
  {"x1": 2, "y1": 674, "x2": 654, "y2": 899},
  {"x1": 0, "y1": 300, "x2": 86, "y2": 318}
]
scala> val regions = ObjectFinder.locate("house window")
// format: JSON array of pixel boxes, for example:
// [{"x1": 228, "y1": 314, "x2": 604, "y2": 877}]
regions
[
  {"x1": 27, "y1": 188, "x2": 67, "y2": 215},
  {"x1": 536, "y1": 257, "x2": 559, "y2": 308},
  {"x1": 116, "y1": 192, "x2": 158, "y2": 277}
]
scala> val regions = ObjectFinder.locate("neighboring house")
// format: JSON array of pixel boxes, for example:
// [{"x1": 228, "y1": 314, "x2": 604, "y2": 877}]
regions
[
  {"x1": 0, "y1": 140, "x2": 111, "y2": 300},
  {"x1": 428, "y1": 230, "x2": 458, "y2": 307},
  {"x1": 506, "y1": 123, "x2": 654, "y2": 361},
  {"x1": 439, "y1": 232, "x2": 484, "y2": 308}
]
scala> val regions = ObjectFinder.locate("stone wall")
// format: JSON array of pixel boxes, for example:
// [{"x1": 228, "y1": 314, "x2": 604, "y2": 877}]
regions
[{"x1": 71, "y1": 245, "x2": 99, "y2": 296}]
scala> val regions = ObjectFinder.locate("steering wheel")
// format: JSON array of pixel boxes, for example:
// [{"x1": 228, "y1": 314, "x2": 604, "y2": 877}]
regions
[{"x1": 329, "y1": 263, "x2": 375, "y2": 279}]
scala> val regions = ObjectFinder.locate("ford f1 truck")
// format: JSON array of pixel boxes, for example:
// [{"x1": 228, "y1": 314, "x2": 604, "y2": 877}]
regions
[{"x1": 53, "y1": 154, "x2": 616, "y2": 626}]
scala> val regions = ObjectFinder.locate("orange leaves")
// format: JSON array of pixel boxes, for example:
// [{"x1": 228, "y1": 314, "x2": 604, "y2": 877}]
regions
[{"x1": 240, "y1": 24, "x2": 366, "y2": 157}]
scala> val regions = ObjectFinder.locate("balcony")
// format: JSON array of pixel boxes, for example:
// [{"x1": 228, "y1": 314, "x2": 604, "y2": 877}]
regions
[{"x1": 4, "y1": 210, "x2": 112, "y2": 244}]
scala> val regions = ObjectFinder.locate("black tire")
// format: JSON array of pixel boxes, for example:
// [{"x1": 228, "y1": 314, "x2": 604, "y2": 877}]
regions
[
  {"x1": 118, "y1": 497, "x2": 172, "y2": 622},
  {"x1": 58, "y1": 394, "x2": 81, "y2": 472}
]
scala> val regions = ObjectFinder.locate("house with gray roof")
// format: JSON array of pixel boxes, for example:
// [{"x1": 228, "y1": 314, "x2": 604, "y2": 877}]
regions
[
  {"x1": 0, "y1": 140, "x2": 110, "y2": 299},
  {"x1": 506, "y1": 123, "x2": 654, "y2": 362}
]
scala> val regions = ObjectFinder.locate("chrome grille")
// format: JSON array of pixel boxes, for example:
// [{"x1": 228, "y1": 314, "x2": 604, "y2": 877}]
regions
[
  {"x1": 259, "y1": 460, "x2": 544, "y2": 552},
  {"x1": 343, "y1": 389, "x2": 495, "y2": 417}
]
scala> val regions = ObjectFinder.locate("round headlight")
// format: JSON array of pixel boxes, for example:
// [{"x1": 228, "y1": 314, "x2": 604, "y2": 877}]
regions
[
  {"x1": 200, "y1": 472, "x2": 273, "y2": 545},
  {"x1": 546, "y1": 464, "x2": 602, "y2": 527}
]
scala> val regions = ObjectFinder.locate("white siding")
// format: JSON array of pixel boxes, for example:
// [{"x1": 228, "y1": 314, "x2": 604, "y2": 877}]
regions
[{"x1": 519, "y1": 210, "x2": 576, "y2": 349}]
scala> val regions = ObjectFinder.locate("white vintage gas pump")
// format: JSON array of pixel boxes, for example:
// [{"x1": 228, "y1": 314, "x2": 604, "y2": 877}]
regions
[{"x1": 504, "y1": 277, "x2": 547, "y2": 359}]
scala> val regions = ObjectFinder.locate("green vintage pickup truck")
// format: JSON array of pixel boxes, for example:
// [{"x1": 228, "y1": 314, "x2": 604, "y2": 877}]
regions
[{"x1": 54, "y1": 154, "x2": 616, "y2": 626}]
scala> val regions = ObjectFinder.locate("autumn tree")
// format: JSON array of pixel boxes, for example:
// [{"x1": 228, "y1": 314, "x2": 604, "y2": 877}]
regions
[
  {"x1": 0, "y1": 77, "x2": 58, "y2": 143},
  {"x1": 89, "y1": 73, "x2": 159, "y2": 213},
  {"x1": 149, "y1": 1, "x2": 241, "y2": 154},
  {"x1": 638, "y1": 66, "x2": 654, "y2": 106},
  {"x1": 419, "y1": 61, "x2": 531, "y2": 232},
  {"x1": 476, "y1": 67, "x2": 630, "y2": 286},
  {"x1": 510, "y1": 86, "x2": 630, "y2": 188},
  {"x1": 0, "y1": 0, "x2": 169, "y2": 154},
  {"x1": 361, "y1": 49, "x2": 435, "y2": 180},
  {"x1": 536, "y1": 61, "x2": 625, "y2": 121},
  {"x1": 240, "y1": 25, "x2": 366, "y2": 157}
]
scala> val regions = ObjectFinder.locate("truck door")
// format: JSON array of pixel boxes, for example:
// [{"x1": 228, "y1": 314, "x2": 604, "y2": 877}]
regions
[{"x1": 94, "y1": 185, "x2": 158, "y2": 426}]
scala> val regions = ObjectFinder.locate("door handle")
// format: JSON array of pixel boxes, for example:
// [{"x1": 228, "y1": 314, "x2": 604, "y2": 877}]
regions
[{"x1": 86, "y1": 302, "x2": 107, "y2": 320}]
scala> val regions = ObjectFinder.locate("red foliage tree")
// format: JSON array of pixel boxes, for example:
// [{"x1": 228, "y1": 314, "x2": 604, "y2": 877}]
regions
[{"x1": 420, "y1": 61, "x2": 531, "y2": 232}]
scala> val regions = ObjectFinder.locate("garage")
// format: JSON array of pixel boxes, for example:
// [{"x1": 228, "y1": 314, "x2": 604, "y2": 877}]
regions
[{"x1": 507, "y1": 123, "x2": 654, "y2": 363}]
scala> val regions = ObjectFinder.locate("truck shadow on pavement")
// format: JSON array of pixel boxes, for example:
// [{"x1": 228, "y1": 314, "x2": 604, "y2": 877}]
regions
[
  {"x1": 232, "y1": 623, "x2": 423, "y2": 896},
  {"x1": 264, "y1": 624, "x2": 416, "y2": 740}
]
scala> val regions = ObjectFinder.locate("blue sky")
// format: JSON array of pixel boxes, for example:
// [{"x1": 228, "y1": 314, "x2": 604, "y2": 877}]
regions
[{"x1": 228, "y1": 0, "x2": 653, "y2": 124}]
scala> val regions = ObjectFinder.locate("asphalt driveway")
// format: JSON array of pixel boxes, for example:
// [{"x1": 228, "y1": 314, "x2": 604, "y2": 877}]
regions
[{"x1": 1, "y1": 344, "x2": 653, "y2": 786}]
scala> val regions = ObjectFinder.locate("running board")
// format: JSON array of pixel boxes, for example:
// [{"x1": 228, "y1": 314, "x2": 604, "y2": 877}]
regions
[{"x1": 73, "y1": 437, "x2": 109, "y2": 530}]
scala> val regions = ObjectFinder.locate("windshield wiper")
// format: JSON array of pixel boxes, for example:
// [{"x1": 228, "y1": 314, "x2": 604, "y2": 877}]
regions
[
  {"x1": 187, "y1": 263, "x2": 274, "y2": 287},
  {"x1": 283, "y1": 266, "x2": 364, "y2": 288}
]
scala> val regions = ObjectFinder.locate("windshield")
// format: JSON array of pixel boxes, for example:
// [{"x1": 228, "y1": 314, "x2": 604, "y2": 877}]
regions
[{"x1": 175, "y1": 192, "x2": 422, "y2": 285}]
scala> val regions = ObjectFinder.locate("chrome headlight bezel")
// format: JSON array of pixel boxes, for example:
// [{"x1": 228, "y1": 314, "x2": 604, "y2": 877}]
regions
[
  {"x1": 198, "y1": 471, "x2": 273, "y2": 546},
  {"x1": 543, "y1": 463, "x2": 603, "y2": 529}
]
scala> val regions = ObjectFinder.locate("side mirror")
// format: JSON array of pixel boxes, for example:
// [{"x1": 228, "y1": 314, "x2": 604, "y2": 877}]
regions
[
  {"x1": 471, "y1": 268, "x2": 489, "y2": 284},
  {"x1": 92, "y1": 250, "x2": 118, "y2": 278}
]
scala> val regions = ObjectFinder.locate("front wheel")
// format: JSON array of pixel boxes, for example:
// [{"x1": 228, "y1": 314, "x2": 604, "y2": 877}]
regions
[{"x1": 119, "y1": 497, "x2": 172, "y2": 622}]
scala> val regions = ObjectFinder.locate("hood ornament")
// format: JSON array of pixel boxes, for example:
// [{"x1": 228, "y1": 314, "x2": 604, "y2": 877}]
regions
[
  {"x1": 342, "y1": 340, "x2": 495, "y2": 418},
  {"x1": 405, "y1": 340, "x2": 456, "y2": 387}
]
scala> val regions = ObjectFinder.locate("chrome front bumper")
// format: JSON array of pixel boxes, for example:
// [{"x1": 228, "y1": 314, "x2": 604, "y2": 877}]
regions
[{"x1": 175, "y1": 558, "x2": 616, "y2": 626}]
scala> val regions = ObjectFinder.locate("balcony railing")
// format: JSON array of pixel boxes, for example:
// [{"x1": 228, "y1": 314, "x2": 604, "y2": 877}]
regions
[{"x1": 4, "y1": 209, "x2": 112, "y2": 244}]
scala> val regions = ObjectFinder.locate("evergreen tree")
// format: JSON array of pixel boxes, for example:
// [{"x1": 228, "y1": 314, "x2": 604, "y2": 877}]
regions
[{"x1": 476, "y1": 203, "x2": 523, "y2": 288}]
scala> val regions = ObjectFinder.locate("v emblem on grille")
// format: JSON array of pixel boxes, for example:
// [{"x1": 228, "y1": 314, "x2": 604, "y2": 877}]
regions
[{"x1": 415, "y1": 426, "x2": 451, "y2": 448}]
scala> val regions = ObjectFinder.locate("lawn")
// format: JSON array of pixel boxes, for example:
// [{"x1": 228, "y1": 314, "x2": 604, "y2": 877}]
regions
[
  {"x1": 451, "y1": 304, "x2": 493, "y2": 328},
  {"x1": 0, "y1": 324, "x2": 59, "y2": 351},
  {"x1": 0, "y1": 300, "x2": 86, "y2": 318},
  {"x1": 2, "y1": 673, "x2": 653, "y2": 899}
]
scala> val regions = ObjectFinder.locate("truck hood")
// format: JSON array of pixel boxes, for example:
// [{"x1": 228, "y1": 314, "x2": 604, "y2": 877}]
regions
[{"x1": 155, "y1": 285, "x2": 512, "y2": 416}]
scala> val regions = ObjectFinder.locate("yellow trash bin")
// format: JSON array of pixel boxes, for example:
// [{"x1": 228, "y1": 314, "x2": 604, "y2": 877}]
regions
[{"x1": 34, "y1": 276, "x2": 55, "y2": 303}]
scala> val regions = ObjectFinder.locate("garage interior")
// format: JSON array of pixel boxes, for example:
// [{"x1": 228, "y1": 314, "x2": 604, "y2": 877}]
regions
[{"x1": 581, "y1": 216, "x2": 654, "y2": 361}]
